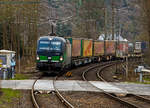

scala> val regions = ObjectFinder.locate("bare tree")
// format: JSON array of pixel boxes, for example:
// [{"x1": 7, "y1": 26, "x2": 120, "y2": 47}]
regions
[
  {"x1": 0, "y1": 0, "x2": 40, "y2": 73},
  {"x1": 142, "y1": 0, "x2": 150, "y2": 48}
]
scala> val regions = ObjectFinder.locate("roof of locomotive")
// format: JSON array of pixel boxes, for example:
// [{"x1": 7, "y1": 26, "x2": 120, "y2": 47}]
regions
[{"x1": 38, "y1": 36, "x2": 66, "y2": 43}]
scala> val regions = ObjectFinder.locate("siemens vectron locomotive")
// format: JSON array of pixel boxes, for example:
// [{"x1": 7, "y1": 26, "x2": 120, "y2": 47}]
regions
[
  {"x1": 36, "y1": 36, "x2": 147, "y2": 73},
  {"x1": 36, "y1": 36, "x2": 71, "y2": 71}
]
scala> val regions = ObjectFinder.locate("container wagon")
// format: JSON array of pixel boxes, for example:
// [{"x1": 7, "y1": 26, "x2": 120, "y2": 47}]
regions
[
  {"x1": 67, "y1": 38, "x2": 93, "y2": 66},
  {"x1": 67, "y1": 38, "x2": 82, "y2": 66}
]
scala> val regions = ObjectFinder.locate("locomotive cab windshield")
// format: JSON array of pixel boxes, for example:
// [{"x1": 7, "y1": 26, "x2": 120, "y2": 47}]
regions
[
  {"x1": 38, "y1": 40, "x2": 62, "y2": 51},
  {"x1": 38, "y1": 40, "x2": 50, "y2": 51},
  {"x1": 50, "y1": 41, "x2": 62, "y2": 51}
]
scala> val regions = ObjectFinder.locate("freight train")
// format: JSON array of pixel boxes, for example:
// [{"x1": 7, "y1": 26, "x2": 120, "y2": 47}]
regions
[{"x1": 36, "y1": 36, "x2": 147, "y2": 73}]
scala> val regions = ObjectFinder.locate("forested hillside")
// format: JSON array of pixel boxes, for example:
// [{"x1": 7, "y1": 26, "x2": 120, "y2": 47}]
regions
[
  {"x1": 0, "y1": 0, "x2": 143, "y2": 50},
  {"x1": 39, "y1": 0, "x2": 142, "y2": 41},
  {"x1": 0, "y1": 0, "x2": 40, "y2": 71},
  {"x1": 0, "y1": 0, "x2": 148, "y2": 68}
]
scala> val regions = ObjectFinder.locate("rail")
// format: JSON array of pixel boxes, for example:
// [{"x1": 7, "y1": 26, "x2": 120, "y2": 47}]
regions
[
  {"x1": 31, "y1": 76, "x2": 74, "y2": 108},
  {"x1": 31, "y1": 78, "x2": 40, "y2": 108},
  {"x1": 97, "y1": 62, "x2": 150, "y2": 108},
  {"x1": 82, "y1": 61, "x2": 139, "y2": 108},
  {"x1": 53, "y1": 76, "x2": 74, "y2": 108}
]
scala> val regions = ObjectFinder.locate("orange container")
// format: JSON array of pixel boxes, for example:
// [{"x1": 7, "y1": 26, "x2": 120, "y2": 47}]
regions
[
  {"x1": 93, "y1": 41, "x2": 104, "y2": 56},
  {"x1": 118, "y1": 42, "x2": 128, "y2": 54},
  {"x1": 82, "y1": 39, "x2": 93, "y2": 57},
  {"x1": 105, "y1": 40, "x2": 115, "y2": 55},
  {"x1": 72, "y1": 39, "x2": 81, "y2": 57},
  {"x1": 67, "y1": 38, "x2": 82, "y2": 57}
]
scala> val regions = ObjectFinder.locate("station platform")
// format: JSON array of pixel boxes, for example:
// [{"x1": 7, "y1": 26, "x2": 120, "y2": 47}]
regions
[{"x1": 1, "y1": 80, "x2": 150, "y2": 96}]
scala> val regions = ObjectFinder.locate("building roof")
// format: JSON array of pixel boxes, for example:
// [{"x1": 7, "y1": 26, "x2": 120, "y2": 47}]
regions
[
  {"x1": 0, "y1": 50, "x2": 15, "y2": 54},
  {"x1": 98, "y1": 34, "x2": 128, "y2": 41}
]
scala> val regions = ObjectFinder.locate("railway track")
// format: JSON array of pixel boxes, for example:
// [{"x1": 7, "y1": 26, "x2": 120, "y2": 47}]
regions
[
  {"x1": 82, "y1": 61, "x2": 150, "y2": 108},
  {"x1": 97, "y1": 63, "x2": 150, "y2": 108},
  {"x1": 31, "y1": 76, "x2": 74, "y2": 108},
  {"x1": 31, "y1": 77, "x2": 40, "y2": 108},
  {"x1": 30, "y1": 60, "x2": 150, "y2": 108},
  {"x1": 53, "y1": 76, "x2": 74, "y2": 108}
]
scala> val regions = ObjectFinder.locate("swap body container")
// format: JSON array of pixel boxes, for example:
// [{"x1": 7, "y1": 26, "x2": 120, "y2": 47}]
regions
[
  {"x1": 82, "y1": 39, "x2": 93, "y2": 57},
  {"x1": 117, "y1": 41, "x2": 128, "y2": 57},
  {"x1": 105, "y1": 40, "x2": 115, "y2": 56},
  {"x1": 128, "y1": 42, "x2": 134, "y2": 54},
  {"x1": 134, "y1": 41, "x2": 148, "y2": 53},
  {"x1": 93, "y1": 41, "x2": 104, "y2": 56},
  {"x1": 117, "y1": 42, "x2": 123, "y2": 57},
  {"x1": 134, "y1": 42, "x2": 142, "y2": 53},
  {"x1": 125, "y1": 42, "x2": 129, "y2": 55},
  {"x1": 141, "y1": 42, "x2": 147, "y2": 50},
  {"x1": 67, "y1": 38, "x2": 82, "y2": 58},
  {"x1": 141, "y1": 42, "x2": 148, "y2": 53}
]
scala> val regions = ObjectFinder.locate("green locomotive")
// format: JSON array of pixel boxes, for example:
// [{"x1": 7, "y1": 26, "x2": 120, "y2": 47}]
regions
[{"x1": 36, "y1": 36, "x2": 71, "y2": 72}]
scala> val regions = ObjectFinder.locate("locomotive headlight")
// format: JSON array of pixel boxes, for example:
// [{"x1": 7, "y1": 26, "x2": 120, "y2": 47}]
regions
[
  {"x1": 48, "y1": 57, "x2": 51, "y2": 59},
  {"x1": 60, "y1": 56, "x2": 63, "y2": 61},
  {"x1": 37, "y1": 56, "x2": 40, "y2": 60}
]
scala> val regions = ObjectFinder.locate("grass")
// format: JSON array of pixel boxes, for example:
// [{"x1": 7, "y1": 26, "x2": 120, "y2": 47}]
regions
[
  {"x1": 0, "y1": 88, "x2": 21, "y2": 107},
  {"x1": 11, "y1": 74, "x2": 29, "y2": 80},
  {"x1": 41, "y1": 94, "x2": 50, "y2": 97},
  {"x1": 124, "y1": 80, "x2": 150, "y2": 84},
  {"x1": 143, "y1": 76, "x2": 150, "y2": 81},
  {"x1": 135, "y1": 81, "x2": 150, "y2": 84}
]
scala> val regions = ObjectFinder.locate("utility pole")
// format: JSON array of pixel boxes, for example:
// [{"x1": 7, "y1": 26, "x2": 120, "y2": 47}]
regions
[
  {"x1": 104, "y1": 2, "x2": 107, "y2": 56},
  {"x1": 104, "y1": 6, "x2": 107, "y2": 40},
  {"x1": 112, "y1": 0, "x2": 115, "y2": 40},
  {"x1": 126, "y1": 55, "x2": 128, "y2": 79},
  {"x1": 115, "y1": 8, "x2": 120, "y2": 74}
]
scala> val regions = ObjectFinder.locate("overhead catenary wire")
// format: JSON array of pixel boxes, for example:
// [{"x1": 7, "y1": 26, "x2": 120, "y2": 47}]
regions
[
  {"x1": 0, "y1": 1, "x2": 41, "y2": 4},
  {"x1": 0, "y1": 0, "x2": 64, "y2": 5}
]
